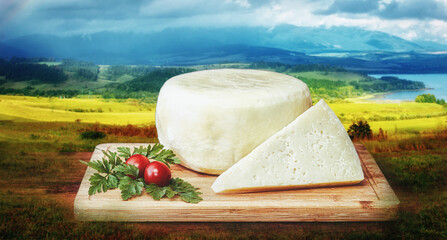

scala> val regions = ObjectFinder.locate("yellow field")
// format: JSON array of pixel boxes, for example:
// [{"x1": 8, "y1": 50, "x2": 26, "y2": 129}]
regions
[
  {"x1": 1, "y1": 95, "x2": 446, "y2": 133},
  {"x1": 329, "y1": 100, "x2": 447, "y2": 132},
  {"x1": 0, "y1": 95, "x2": 156, "y2": 125}
]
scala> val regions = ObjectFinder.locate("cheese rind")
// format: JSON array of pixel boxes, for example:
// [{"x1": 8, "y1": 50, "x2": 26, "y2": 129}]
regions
[
  {"x1": 156, "y1": 69, "x2": 312, "y2": 174},
  {"x1": 211, "y1": 99, "x2": 364, "y2": 193}
]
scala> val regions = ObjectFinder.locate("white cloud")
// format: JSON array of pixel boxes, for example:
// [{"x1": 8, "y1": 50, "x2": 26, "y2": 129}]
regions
[{"x1": 0, "y1": 0, "x2": 446, "y2": 45}]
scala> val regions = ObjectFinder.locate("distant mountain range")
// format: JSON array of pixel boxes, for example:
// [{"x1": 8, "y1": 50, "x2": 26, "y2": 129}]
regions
[{"x1": 1, "y1": 25, "x2": 447, "y2": 72}]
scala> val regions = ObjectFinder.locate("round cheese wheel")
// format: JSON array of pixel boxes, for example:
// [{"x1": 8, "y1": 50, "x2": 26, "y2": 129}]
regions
[{"x1": 156, "y1": 69, "x2": 312, "y2": 174}]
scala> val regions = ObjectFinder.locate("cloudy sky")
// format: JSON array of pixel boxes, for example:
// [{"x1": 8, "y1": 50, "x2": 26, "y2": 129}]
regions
[{"x1": 1, "y1": 0, "x2": 446, "y2": 44}]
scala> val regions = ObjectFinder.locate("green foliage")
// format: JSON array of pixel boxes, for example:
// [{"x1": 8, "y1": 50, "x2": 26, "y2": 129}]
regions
[
  {"x1": 145, "y1": 178, "x2": 203, "y2": 203},
  {"x1": 87, "y1": 173, "x2": 118, "y2": 195},
  {"x1": 111, "y1": 68, "x2": 194, "y2": 93},
  {"x1": 376, "y1": 154, "x2": 446, "y2": 192},
  {"x1": 0, "y1": 58, "x2": 67, "y2": 83},
  {"x1": 146, "y1": 143, "x2": 164, "y2": 158},
  {"x1": 248, "y1": 62, "x2": 347, "y2": 73},
  {"x1": 288, "y1": 76, "x2": 364, "y2": 99},
  {"x1": 415, "y1": 93, "x2": 446, "y2": 105},
  {"x1": 415, "y1": 93, "x2": 437, "y2": 103},
  {"x1": 113, "y1": 163, "x2": 139, "y2": 178},
  {"x1": 118, "y1": 176, "x2": 145, "y2": 200},
  {"x1": 350, "y1": 76, "x2": 425, "y2": 93},
  {"x1": 99, "y1": 68, "x2": 193, "y2": 100},
  {"x1": 347, "y1": 120, "x2": 373, "y2": 140},
  {"x1": 74, "y1": 68, "x2": 97, "y2": 81},
  {"x1": 104, "y1": 65, "x2": 157, "y2": 80},
  {"x1": 153, "y1": 149, "x2": 182, "y2": 168},
  {"x1": 290, "y1": 72, "x2": 425, "y2": 100},
  {"x1": 81, "y1": 151, "x2": 121, "y2": 172},
  {"x1": 298, "y1": 77, "x2": 348, "y2": 89},
  {"x1": 8, "y1": 56, "x2": 56, "y2": 63},
  {"x1": 145, "y1": 183, "x2": 175, "y2": 200},
  {"x1": 60, "y1": 59, "x2": 98, "y2": 82},
  {"x1": 118, "y1": 144, "x2": 181, "y2": 168},
  {"x1": 170, "y1": 178, "x2": 203, "y2": 203},
  {"x1": 0, "y1": 87, "x2": 80, "y2": 97},
  {"x1": 80, "y1": 130, "x2": 106, "y2": 139},
  {"x1": 61, "y1": 59, "x2": 98, "y2": 72},
  {"x1": 80, "y1": 149, "x2": 124, "y2": 195},
  {"x1": 379, "y1": 76, "x2": 425, "y2": 90}
]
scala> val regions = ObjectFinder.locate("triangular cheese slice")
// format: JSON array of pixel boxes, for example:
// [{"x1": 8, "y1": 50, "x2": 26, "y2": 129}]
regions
[{"x1": 211, "y1": 99, "x2": 364, "y2": 193}]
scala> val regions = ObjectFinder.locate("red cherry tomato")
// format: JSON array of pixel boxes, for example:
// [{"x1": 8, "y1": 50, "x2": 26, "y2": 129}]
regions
[
  {"x1": 126, "y1": 154, "x2": 150, "y2": 179},
  {"x1": 144, "y1": 161, "x2": 171, "y2": 186}
]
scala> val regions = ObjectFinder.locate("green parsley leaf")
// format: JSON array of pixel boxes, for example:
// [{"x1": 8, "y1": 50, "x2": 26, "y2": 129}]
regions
[
  {"x1": 107, "y1": 174, "x2": 119, "y2": 189},
  {"x1": 80, "y1": 160, "x2": 107, "y2": 173},
  {"x1": 146, "y1": 143, "x2": 164, "y2": 158},
  {"x1": 119, "y1": 176, "x2": 145, "y2": 200},
  {"x1": 179, "y1": 191, "x2": 203, "y2": 204},
  {"x1": 113, "y1": 163, "x2": 139, "y2": 178},
  {"x1": 102, "y1": 150, "x2": 122, "y2": 166},
  {"x1": 132, "y1": 145, "x2": 148, "y2": 156},
  {"x1": 117, "y1": 147, "x2": 132, "y2": 159},
  {"x1": 87, "y1": 173, "x2": 117, "y2": 195},
  {"x1": 164, "y1": 186, "x2": 177, "y2": 198},
  {"x1": 145, "y1": 183, "x2": 168, "y2": 200},
  {"x1": 153, "y1": 149, "x2": 181, "y2": 168},
  {"x1": 169, "y1": 178, "x2": 203, "y2": 203}
]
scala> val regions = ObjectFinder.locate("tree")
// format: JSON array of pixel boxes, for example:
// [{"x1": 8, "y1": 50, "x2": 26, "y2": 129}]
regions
[
  {"x1": 415, "y1": 94, "x2": 436, "y2": 103},
  {"x1": 347, "y1": 120, "x2": 372, "y2": 140},
  {"x1": 415, "y1": 94, "x2": 445, "y2": 105},
  {"x1": 436, "y1": 98, "x2": 445, "y2": 105}
]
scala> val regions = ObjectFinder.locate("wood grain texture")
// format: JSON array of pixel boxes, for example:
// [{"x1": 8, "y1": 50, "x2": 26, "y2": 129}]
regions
[{"x1": 74, "y1": 143, "x2": 399, "y2": 222}]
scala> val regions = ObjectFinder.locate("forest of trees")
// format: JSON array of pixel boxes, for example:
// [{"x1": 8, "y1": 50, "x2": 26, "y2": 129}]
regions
[
  {"x1": 104, "y1": 65, "x2": 158, "y2": 80},
  {"x1": 101, "y1": 68, "x2": 194, "y2": 100},
  {"x1": 0, "y1": 58, "x2": 67, "y2": 84},
  {"x1": 249, "y1": 62, "x2": 348, "y2": 73},
  {"x1": 61, "y1": 59, "x2": 98, "y2": 81},
  {"x1": 378, "y1": 76, "x2": 425, "y2": 90},
  {"x1": 349, "y1": 76, "x2": 425, "y2": 93},
  {"x1": 112, "y1": 68, "x2": 194, "y2": 92}
]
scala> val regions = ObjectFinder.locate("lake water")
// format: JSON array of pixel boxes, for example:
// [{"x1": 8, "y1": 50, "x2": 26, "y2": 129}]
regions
[{"x1": 369, "y1": 74, "x2": 447, "y2": 101}]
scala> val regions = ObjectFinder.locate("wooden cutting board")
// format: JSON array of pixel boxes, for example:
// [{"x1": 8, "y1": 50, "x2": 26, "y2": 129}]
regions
[{"x1": 74, "y1": 143, "x2": 399, "y2": 222}]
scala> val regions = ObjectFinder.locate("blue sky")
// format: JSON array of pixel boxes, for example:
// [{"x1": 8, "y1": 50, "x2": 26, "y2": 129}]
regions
[{"x1": 1, "y1": 0, "x2": 446, "y2": 44}]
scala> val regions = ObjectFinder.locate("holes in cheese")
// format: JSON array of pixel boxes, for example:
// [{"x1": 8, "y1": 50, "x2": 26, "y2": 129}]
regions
[
  {"x1": 156, "y1": 69, "x2": 312, "y2": 175},
  {"x1": 211, "y1": 99, "x2": 364, "y2": 193}
]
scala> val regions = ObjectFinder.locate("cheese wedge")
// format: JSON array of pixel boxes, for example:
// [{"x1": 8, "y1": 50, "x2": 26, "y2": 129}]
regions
[
  {"x1": 156, "y1": 69, "x2": 311, "y2": 174},
  {"x1": 211, "y1": 99, "x2": 364, "y2": 193}
]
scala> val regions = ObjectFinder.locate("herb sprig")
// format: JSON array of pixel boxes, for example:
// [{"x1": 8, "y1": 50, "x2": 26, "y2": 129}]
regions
[{"x1": 80, "y1": 144, "x2": 202, "y2": 203}]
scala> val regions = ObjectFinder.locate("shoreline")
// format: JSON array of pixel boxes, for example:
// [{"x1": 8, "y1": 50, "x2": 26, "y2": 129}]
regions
[
  {"x1": 370, "y1": 87, "x2": 434, "y2": 98},
  {"x1": 348, "y1": 88, "x2": 435, "y2": 103},
  {"x1": 367, "y1": 73, "x2": 446, "y2": 102}
]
